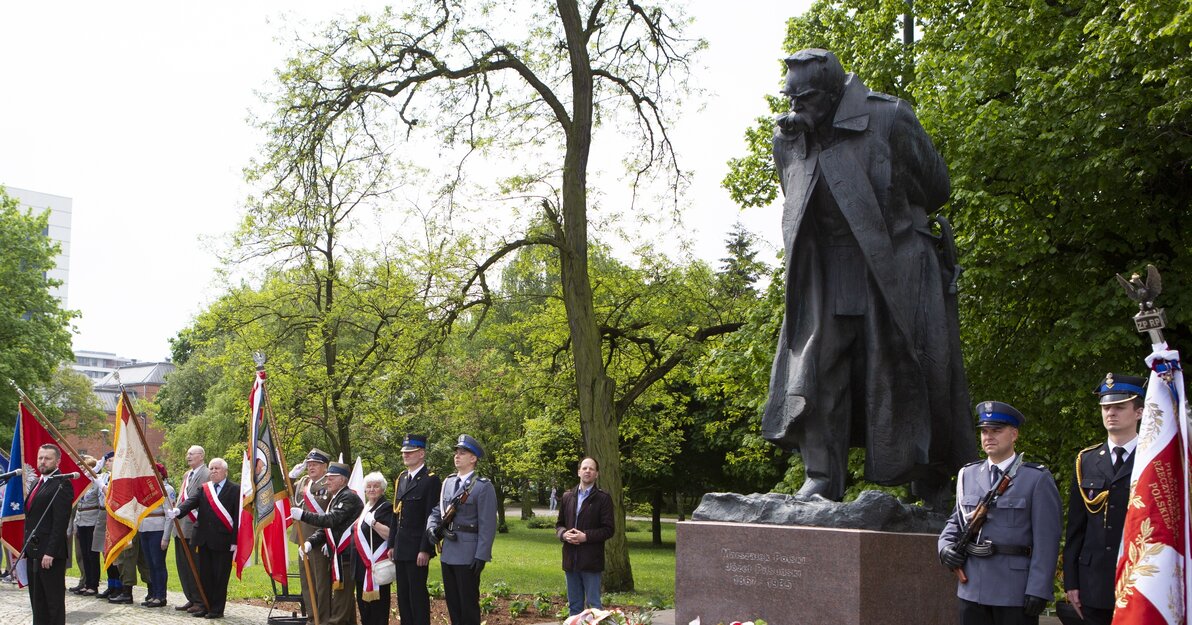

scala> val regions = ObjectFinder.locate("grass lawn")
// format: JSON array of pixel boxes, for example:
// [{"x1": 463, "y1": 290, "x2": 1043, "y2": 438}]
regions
[{"x1": 65, "y1": 518, "x2": 677, "y2": 607}]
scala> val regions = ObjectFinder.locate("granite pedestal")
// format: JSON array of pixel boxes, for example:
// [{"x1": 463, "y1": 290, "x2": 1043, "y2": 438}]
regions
[{"x1": 676, "y1": 520, "x2": 956, "y2": 625}]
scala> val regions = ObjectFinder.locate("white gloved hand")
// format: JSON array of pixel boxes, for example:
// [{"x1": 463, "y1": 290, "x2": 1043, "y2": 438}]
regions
[
  {"x1": 363, "y1": 509, "x2": 375, "y2": 525},
  {"x1": 166, "y1": 508, "x2": 180, "y2": 520},
  {"x1": 230, "y1": 544, "x2": 237, "y2": 554},
  {"x1": 289, "y1": 462, "x2": 306, "y2": 480},
  {"x1": 321, "y1": 545, "x2": 329, "y2": 557},
  {"x1": 290, "y1": 507, "x2": 304, "y2": 521}
]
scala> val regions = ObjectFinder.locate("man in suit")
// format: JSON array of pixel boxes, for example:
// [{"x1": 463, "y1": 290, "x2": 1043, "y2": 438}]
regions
[
  {"x1": 556, "y1": 457, "x2": 615, "y2": 616},
  {"x1": 290, "y1": 448, "x2": 333, "y2": 625},
  {"x1": 25, "y1": 443, "x2": 72, "y2": 625},
  {"x1": 427, "y1": 435, "x2": 497, "y2": 625},
  {"x1": 939, "y1": 402, "x2": 1063, "y2": 625},
  {"x1": 174, "y1": 445, "x2": 209, "y2": 613},
  {"x1": 389, "y1": 434, "x2": 440, "y2": 625},
  {"x1": 170, "y1": 457, "x2": 239, "y2": 619},
  {"x1": 292, "y1": 461, "x2": 364, "y2": 625},
  {"x1": 1063, "y1": 373, "x2": 1145, "y2": 624}
]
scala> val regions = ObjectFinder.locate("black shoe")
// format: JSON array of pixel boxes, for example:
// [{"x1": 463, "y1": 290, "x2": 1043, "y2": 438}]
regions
[
  {"x1": 109, "y1": 591, "x2": 133, "y2": 604},
  {"x1": 141, "y1": 598, "x2": 155, "y2": 606},
  {"x1": 204, "y1": 613, "x2": 223, "y2": 619},
  {"x1": 96, "y1": 588, "x2": 114, "y2": 599},
  {"x1": 147, "y1": 598, "x2": 167, "y2": 608},
  {"x1": 176, "y1": 601, "x2": 195, "y2": 611},
  {"x1": 192, "y1": 611, "x2": 208, "y2": 618}
]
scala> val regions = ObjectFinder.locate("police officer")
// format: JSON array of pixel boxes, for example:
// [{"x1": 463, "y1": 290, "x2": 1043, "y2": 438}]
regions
[
  {"x1": 1063, "y1": 373, "x2": 1145, "y2": 624},
  {"x1": 290, "y1": 449, "x2": 333, "y2": 625},
  {"x1": 938, "y1": 402, "x2": 1063, "y2": 625},
  {"x1": 427, "y1": 435, "x2": 497, "y2": 625},
  {"x1": 389, "y1": 434, "x2": 441, "y2": 625},
  {"x1": 293, "y1": 461, "x2": 364, "y2": 625}
]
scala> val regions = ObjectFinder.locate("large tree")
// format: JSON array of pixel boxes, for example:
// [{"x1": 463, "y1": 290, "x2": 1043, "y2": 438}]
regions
[
  {"x1": 259, "y1": 0, "x2": 714, "y2": 589},
  {"x1": 724, "y1": 0, "x2": 1191, "y2": 491},
  {"x1": 0, "y1": 188, "x2": 76, "y2": 429}
]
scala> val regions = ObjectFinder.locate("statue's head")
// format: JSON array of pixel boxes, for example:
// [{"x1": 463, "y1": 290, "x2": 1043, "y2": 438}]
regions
[{"x1": 781, "y1": 49, "x2": 846, "y2": 132}]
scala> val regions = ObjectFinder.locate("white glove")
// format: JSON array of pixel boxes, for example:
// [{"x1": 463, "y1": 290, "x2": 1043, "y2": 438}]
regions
[
  {"x1": 303, "y1": 541, "x2": 312, "y2": 554},
  {"x1": 289, "y1": 462, "x2": 306, "y2": 479},
  {"x1": 166, "y1": 508, "x2": 180, "y2": 520},
  {"x1": 363, "y1": 509, "x2": 375, "y2": 525},
  {"x1": 290, "y1": 507, "x2": 304, "y2": 521},
  {"x1": 321, "y1": 545, "x2": 329, "y2": 557},
  {"x1": 230, "y1": 544, "x2": 237, "y2": 554}
]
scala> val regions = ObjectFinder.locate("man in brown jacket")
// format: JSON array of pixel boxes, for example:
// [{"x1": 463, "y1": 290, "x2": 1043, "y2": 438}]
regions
[{"x1": 554, "y1": 457, "x2": 615, "y2": 616}]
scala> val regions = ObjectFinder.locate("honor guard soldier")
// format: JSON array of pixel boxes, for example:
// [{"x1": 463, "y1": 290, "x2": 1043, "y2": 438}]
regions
[
  {"x1": 1062, "y1": 373, "x2": 1146, "y2": 624},
  {"x1": 290, "y1": 448, "x2": 333, "y2": 625},
  {"x1": 293, "y1": 461, "x2": 365, "y2": 625},
  {"x1": 427, "y1": 434, "x2": 497, "y2": 625},
  {"x1": 938, "y1": 402, "x2": 1062, "y2": 625},
  {"x1": 389, "y1": 434, "x2": 441, "y2": 625}
]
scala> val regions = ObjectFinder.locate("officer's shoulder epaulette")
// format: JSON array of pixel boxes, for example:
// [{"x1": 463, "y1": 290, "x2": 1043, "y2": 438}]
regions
[
  {"x1": 477, "y1": 477, "x2": 491, "y2": 483},
  {"x1": 1022, "y1": 462, "x2": 1048, "y2": 471},
  {"x1": 961, "y1": 459, "x2": 983, "y2": 468},
  {"x1": 447, "y1": 472, "x2": 458, "y2": 478},
  {"x1": 867, "y1": 91, "x2": 898, "y2": 102},
  {"x1": 427, "y1": 471, "x2": 435, "y2": 477},
  {"x1": 1077, "y1": 442, "x2": 1103, "y2": 456}
]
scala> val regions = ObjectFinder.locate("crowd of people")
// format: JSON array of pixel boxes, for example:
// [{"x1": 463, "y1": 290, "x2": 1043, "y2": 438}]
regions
[{"x1": 9, "y1": 431, "x2": 615, "y2": 625}]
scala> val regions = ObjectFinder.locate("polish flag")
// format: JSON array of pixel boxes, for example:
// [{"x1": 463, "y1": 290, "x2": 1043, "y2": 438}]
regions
[{"x1": 236, "y1": 451, "x2": 254, "y2": 578}]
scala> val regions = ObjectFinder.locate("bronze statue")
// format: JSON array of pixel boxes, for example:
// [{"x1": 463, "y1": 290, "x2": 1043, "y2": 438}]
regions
[{"x1": 762, "y1": 49, "x2": 975, "y2": 505}]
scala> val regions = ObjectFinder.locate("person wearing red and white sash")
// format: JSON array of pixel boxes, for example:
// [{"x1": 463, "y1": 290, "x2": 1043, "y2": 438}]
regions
[
  {"x1": 290, "y1": 449, "x2": 333, "y2": 625},
  {"x1": 169, "y1": 457, "x2": 239, "y2": 619},
  {"x1": 174, "y1": 445, "x2": 209, "y2": 613},
  {"x1": 351, "y1": 472, "x2": 394, "y2": 625},
  {"x1": 293, "y1": 461, "x2": 364, "y2": 625}
]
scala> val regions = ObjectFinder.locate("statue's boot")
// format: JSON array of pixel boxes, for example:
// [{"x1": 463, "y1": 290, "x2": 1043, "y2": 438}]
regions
[{"x1": 796, "y1": 477, "x2": 833, "y2": 499}]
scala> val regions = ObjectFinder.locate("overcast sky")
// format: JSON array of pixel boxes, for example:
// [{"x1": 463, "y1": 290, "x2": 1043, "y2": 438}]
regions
[{"x1": 0, "y1": 1, "x2": 808, "y2": 362}]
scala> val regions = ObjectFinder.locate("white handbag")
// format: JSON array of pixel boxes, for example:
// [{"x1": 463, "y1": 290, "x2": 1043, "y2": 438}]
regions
[{"x1": 370, "y1": 518, "x2": 396, "y2": 586}]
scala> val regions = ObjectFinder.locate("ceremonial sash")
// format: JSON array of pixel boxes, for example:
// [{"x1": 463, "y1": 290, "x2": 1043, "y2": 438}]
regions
[
  {"x1": 329, "y1": 522, "x2": 353, "y2": 588},
  {"x1": 183, "y1": 470, "x2": 198, "y2": 523},
  {"x1": 303, "y1": 481, "x2": 327, "y2": 514},
  {"x1": 352, "y1": 504, "x2": 390, "y2": 601},
  {"x1": 203, "y1": 482, "x2": 235, "y2": 533}
]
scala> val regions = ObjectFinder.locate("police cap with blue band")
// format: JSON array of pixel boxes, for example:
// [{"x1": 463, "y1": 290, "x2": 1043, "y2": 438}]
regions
[
  {"x1": 1096, "y1": 372, "x2": 1146, "y2": 405},
  {"x1": 327, "y1": 461, "x2": 351, "y2": 477},
  {"x1": 975, "y1": 400, "x2": 1026, "y2": 429},
  {"x1": 401, "y1": 433, "x2": 428, "y2": 453},
  {"x1": 305, "y1": 448, "x2": 331, "y2": 464},
  {"x1": 454, "y1": 434, "x2": 484, "y2": 459}
]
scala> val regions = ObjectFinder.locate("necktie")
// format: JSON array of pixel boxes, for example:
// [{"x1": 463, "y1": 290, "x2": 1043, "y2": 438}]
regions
[
  {"x1": 214, "y1": 482, "x2": 221, "y2": 495},
  {"x1": 1113, "y1": 447, "x2": 1126, "y2": 470},
  {"x1": 27, "y1": 478, "x2": 43, "y2": 505},
  {"x1": 990, "y1": 466, "x2": 1002, "y2": 488}
]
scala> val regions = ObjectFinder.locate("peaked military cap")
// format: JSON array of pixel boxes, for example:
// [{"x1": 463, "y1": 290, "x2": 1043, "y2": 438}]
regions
[
  {"x1": 975, "y1": 401, "x2": 1026, "y2": 429},
  {"x1": 454, "y1": 434, "x2": 484, "y2": 459},
  {"x1": 1096, "y1": 372, "x2": 1146, "y2": 405},
  {"x1": 326, "y1": 461, "x2": 351, "y2": 477},
  {"x1": 305, "y1": 448, "x2": 331, "y2": 464},
  {"x1": 401, "y1": 434, "x2": 428, "y2": 453}
]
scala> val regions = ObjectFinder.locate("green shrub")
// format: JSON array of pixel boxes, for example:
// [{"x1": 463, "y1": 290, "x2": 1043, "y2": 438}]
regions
[
  {"x1": 479, "y1": 595, "x2": 498, "y2": 614},
  {"x1": 534, "y1": 592, "x2": 556, "y2": 614},
  {"x1": 490, "y1": 580, "x2": 512, "y2": 599},
  {"x1": 509, "y1": 599, "x2": 529, "y2": 617},
  {"x1": 525, "y1": 516, "x2": 556, "y2": 529},
  {"x1": 427, "y1": 580, "x2": 444, "y2": 599}
]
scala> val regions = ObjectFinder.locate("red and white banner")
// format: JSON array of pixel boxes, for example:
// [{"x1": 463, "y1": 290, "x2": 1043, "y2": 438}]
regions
[
  {"x1": 103, "y1": 391, "x2": 165, "y2": 569},
  {"x1": 259, "y1": 499, "x2": 290, "y2": 584},
  {"x1": 1114, "y1": 343, "x2": 1191, "y2": 623},
  {"x1": 236, "y1": 452, "x2": 254, "y2": 579}
]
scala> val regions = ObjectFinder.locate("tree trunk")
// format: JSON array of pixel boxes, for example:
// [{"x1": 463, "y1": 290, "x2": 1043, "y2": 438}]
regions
[
  {"x1": 520, "y1": 481, "x2": 535, "y2": 520},
  {"x1": 674, "y1": 492, "x2": 685, "y2": 522},
  {"x1": 494, "y1": 482, "x2": 508, "y2": 533},
  {"x1": 556, "y1": 0, "x2": 633, "y2": 592},
  {"x1": 651, "y1": 489, "x2": 663, "y2": 546}
]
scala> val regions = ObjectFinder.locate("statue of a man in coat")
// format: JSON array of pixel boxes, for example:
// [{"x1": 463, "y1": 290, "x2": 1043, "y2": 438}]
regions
[{"x1": 762, "y1": 48, "x2": 975, "y2": 506}]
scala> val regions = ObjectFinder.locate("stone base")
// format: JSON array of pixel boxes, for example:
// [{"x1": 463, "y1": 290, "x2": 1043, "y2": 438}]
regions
[{"x1": 676, "y1": 521, "x2": 956, "y2": 625}]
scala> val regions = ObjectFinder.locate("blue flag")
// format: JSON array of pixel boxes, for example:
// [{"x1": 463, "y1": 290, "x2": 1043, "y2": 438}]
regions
[{"x1": 1, "y1": 411, "x2": 26, "y2": 555}]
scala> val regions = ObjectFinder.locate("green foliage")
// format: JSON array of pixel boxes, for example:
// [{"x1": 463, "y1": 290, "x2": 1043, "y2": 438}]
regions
[
  {"x1": 525, "y1": 515, "x2": 555, "y2": 529},
  {"x1": 508, "y1": 599, "x2": 529, "y2": 617},
  {"x1": 32, "y1": 367, "x2": 106, "y2": 435},
  {"x1": 479, "y1": 594, "x2": 498, "y2": 614},
  {"x1": 0, "y1": 189, "x2": 77, "y2": 434},
  {"x1": 534, "y1": 592, "x2": 556, "y2": 614},
  {"x1": 428, "y1": 580, "x2": 445, "y2": 600},
  {"x1": 723, "y1": 0, "x2": 1192, "y2": 497},
  {"x1": 490, "y1": 580, "x2": 513, "y2": 599}
]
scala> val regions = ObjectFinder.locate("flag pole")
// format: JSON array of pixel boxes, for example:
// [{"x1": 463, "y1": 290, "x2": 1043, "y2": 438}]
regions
[
  {"x1": 9, "y1": 381, "x2": 100, "y2": 482},
  {"x1": 116, "y1": 386, "x2": 211, "y2": 614},
  {"x1": 255, "y1": 353, "x2": 320, "y2": 625}
]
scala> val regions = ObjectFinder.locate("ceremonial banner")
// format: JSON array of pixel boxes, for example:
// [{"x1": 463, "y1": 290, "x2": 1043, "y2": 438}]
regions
[
  {"x1": 2, "y1": 400, "x2": 90, "y2": 555},
  {"x1": 1114, "y1": 344, "x2": 1191, "y2": 624},
  {"x1": 103, "y1": 390, "x2": 165, "y2": 569},
  {"x1": 259, "y1": 499, "x2": 290, "y2": 584},
  {"x1": 247, "y1": 369, "x2": 288, "y2": 525},
  {"x1": 236, "y1": 452, "x2": 254, "y2": 579},
  {"x1": 349, "y1": 456, "x2": 364, "y2": 504}
]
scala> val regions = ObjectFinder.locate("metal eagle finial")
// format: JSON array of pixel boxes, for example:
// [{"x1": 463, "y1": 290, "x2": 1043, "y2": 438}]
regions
[{"x1": 1115, "y1": 264, "x2": 1162, "y2": 309}]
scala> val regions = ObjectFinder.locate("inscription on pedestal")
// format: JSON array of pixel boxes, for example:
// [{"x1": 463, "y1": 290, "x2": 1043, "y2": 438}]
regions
[{"x1": 722, "y1": 548, "x2": 804, "y2": 590}]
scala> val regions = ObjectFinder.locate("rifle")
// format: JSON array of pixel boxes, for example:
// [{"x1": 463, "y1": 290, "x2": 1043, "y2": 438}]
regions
[
  {"x1": 432, "y1": 480, "x2": 474, "y2": 553},
  {"x1": 950, "y1": 454, "x2": 1025, "y2": 583}
]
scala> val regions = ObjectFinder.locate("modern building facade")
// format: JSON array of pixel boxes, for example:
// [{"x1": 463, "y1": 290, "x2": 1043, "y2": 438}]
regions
[{"x1": 3, "y1": 185, "x2": 72, "y2": 307}]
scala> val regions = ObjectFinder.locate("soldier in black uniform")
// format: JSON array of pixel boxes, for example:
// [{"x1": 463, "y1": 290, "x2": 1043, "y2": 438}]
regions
[
  {"x1": 1063, "y1": 373, "x2": 1145, "y2": 624},
  {"x1": 294, "y1": 461, "x2": 364, "y2": 625},
  {"x1": 389, "y1": 434, "x2": 441, "y2": 625}
]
